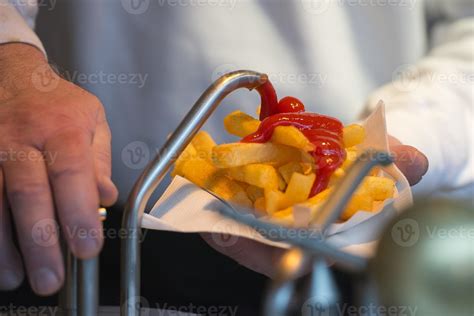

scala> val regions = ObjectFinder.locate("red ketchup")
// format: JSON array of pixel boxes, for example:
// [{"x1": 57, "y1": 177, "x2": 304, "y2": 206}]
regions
[{"x1": 246, "y1": 81, "x2": 345, "y2": 197}]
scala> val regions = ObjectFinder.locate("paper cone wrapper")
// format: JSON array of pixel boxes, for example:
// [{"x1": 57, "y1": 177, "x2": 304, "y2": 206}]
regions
[{"x1": 141, "y1": 102, "x2": 413, "y2": 258}]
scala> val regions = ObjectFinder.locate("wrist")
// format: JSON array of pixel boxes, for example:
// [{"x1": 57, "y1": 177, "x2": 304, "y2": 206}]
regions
[{"x1": 0, "y1": 43, "x2": 53, "y2": 95}]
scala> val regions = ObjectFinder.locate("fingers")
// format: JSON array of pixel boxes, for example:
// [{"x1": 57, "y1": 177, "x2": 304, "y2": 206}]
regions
[
  {"x1": 44, "y1": 129, "x2": 103, "y2": 260},
  {"x1": 388, "y1": 135, "x2": 429, "y2": 185},
  {"x1": 0, "y1": 168, "x2": 24, "y2": 291},
  {"x1": 391, "y1": 145, "x2": 429, "y2": 185},
  {"x1": 93, "y1": 120, "x2": 118, "y2": 207},
  {"x1": 2, "y1": 148, "x2": 63, "y2": 295},
  {"x1": 201, "y1": 233, "x2": 287, "y2": 279}
]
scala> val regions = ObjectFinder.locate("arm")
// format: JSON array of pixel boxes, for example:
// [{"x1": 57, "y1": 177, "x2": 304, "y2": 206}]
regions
[
  {"x1": 0, "y1": 2, "x2": 118, "y2": 295},
  {"x1": 364, "y1": 1, "x2": 474, "y2": 199},
  {"x1": 204, "y1": 2, "x2": 474, "y2": 277}
]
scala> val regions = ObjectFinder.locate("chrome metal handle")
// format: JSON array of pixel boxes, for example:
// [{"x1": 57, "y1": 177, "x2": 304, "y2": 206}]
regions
[
  {"x1": 120, "y1": 70, "x2": 268, "y2": 316},
  {"x1": 263, "y1": 150, "x2": 393, "y2": 316}
]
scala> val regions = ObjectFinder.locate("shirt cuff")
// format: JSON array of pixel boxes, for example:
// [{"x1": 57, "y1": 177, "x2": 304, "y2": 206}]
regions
[{"x1": 0, "y1": 0, "x2": 46, "y2": 57}]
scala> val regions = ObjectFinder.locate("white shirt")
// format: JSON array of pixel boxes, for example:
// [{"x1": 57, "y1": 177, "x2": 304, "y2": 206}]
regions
[{"x1": 1, "y1": 0, "x2": 473, "y2": 203}]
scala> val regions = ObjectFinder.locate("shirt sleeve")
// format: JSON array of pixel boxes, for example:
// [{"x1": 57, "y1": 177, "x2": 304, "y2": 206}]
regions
[
  {"x1": 363, "y1": 1, "x2": 474, "y2": 200},
  {"x1": 0, "y1": 0, "x2": 46, "y2": 56}
]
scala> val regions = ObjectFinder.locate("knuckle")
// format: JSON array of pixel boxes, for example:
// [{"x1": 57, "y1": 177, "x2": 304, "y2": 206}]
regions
[
  {"x1": 7, "y1": 181, "x2": 50, "y2": 202},
  {"x1": 48, "y1": 128, "x2": 90, "y2": 150},
  {"x1": 48, "y1": 158, "x2": 88, "y2": 182}
]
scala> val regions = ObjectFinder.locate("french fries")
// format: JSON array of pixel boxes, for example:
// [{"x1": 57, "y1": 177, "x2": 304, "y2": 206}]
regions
[
  {"x1": 172, "y1": 109, "x2": 396, "y2": 225},
  {"x1": 271, "y1": 126, "x2": 315, "y2": 151},
  {"x1": 212, "y1": 143, "x2": 311, "y2": 168},
  {"x1": 224, "y1": 110, "x2": 260, "y2": 137},
  {"x1": 227, "y1": 164, "x2": 279, "y2": 190},
  {"x1": 191, "y1": 130, "x2": 216, "y2": 161},
  {"x1": 343, "y1": 124, "x2": 366, "y2": 148}
]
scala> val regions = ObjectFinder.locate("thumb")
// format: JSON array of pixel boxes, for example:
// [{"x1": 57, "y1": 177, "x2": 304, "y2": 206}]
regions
[{"x1": 390, "y1": 144, "x2": 429, "y2": 186}]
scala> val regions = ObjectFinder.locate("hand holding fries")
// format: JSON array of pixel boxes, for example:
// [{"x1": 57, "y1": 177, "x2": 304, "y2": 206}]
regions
[{"x1": 172, "y1": 83, "x2": 396, "y2": 225}]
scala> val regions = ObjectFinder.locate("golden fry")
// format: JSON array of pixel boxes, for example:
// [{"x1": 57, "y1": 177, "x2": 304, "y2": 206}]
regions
[
  {"x1": 223, "y1": 110, "x2": 260, "y2": 137},
  {"x1": 179, "y1": 157, "x2": 217, "y2": 188},
  {"x1": 285, "y1": 172, "x2": 316, "y2": 204},
  {"x1": 191, "y1": 131, "x2": 216, "y2": 161},
  {"x1": 254, "y1": 196, "x2": 266, "y2": 213},
  {"x1": 341, "y1": 193, "x2": 374, "y2": 220},
  {"x1": 173, "y1": 108, "x2": 397, "y2": 223},
  {"x1": 227, "y1": 164, "x2": 279, "y2": 190},
  {"x1": 278, "y1": 161, "x2": 314, "y2": 183},
  {"x1": 246, "y1": 185, "x2": 264, "y2": 202},
  {"x1": 172, "y1": 143, "x2": 197, "y2": 177},
  {"x1": 212, "y1": 143, "x2": 310, "y2": 168},
  {"x1": 357, "y1": 176, "x2": 395, "y2": 201},
  {"x1": 343, "y1": 124, "x2": 366, "y2": 148},
  {"x1": 264, "y1": 189, "x2": 292, "y2": 214},
  {"x1": 341, "y1": 147, "x2": 358, "y2": 171},
  {"x1": 271, "y1": 126, "x2": 315, "y2": 151},
  {"x1": 207, "y1": 175, "x2": 252, "y2": 208}
]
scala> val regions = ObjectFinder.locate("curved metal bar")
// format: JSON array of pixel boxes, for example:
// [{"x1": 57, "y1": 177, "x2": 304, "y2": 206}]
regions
[
  {"x1": 213, "y1": 150, "x2": 393, "y2": 271},
  {"x1": 263, "y1": 150, "x2": 393, "y2": 316},
  {"x1": 310, "y1": 150, "x2": 393, "y2": 232},
  {"x1": 120, "y1": 70, "x2": 267, "y2": 316}
]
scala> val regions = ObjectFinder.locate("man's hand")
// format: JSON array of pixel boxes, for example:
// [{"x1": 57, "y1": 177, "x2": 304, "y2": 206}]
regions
[
  {"x1": 0, "y1": 44, "x2": 118, "y2": 295},
  {"x1": 202, "y1": 136, "x2": 428, "y2": 278}
]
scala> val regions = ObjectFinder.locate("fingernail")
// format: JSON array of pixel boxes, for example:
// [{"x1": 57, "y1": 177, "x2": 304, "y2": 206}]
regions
[
  {"x1": 0, "y1": 269, "x2": 23, "y2": 290},
  {"x1": 32, "y1": 268, "x2": 60, "y2": 295},
  {"x1": 418, "y1": 151, "x2": 429, "y2": 176}
]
